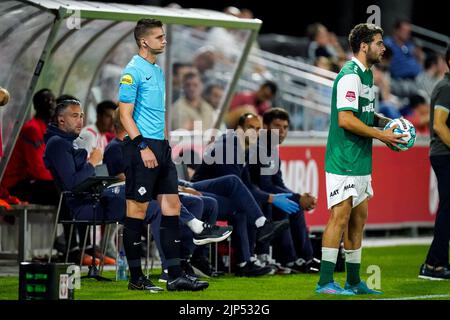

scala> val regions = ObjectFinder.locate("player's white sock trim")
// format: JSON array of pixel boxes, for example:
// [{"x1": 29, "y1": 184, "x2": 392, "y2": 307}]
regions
[
  {"x1": 322, "y1": 247, "x2": 339, "y2": 264},
  {"x1": 186, "y1": 218, "x2": 204, "y2": 234},
  {"x1": 255, "y1": 216, "x2": 267, "y2": 228},
  {"x1": 344, "y1": 247, "x2": 362, "y2": 264}
]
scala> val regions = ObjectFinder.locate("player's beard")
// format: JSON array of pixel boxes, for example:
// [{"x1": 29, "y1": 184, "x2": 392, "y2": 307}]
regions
[{"x1": 367, "y1": 47, "x2": 382, "y2": 66}]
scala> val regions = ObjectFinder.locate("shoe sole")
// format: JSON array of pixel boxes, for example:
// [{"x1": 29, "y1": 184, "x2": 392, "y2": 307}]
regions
[
  {"x1": 193, "y1": 230, "x2": 232, "y2": 246},
  {"x1": 418, "y1": 275, "x2": 450, "y2": 281},
  {"x1": 128, "y1": 286, "x2": 164, "y2": 293},
  {"x1": 167, "y1": 285, "x2": 209, "y2": 292},
  {"x1": 315, "y1": 290, "x2": 355, "y2": 295}
]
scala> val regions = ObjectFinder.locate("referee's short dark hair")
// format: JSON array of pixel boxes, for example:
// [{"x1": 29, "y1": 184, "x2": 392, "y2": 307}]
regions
[
  {"x1": 263, "y1": 107, "x2": 290, "y2": 125},
  {"x1": 134, "y1": 18, "x2": 163, "y2": 47},
  {"x1": 348, "y1": 23, "x2": 384, "y2": 54}
]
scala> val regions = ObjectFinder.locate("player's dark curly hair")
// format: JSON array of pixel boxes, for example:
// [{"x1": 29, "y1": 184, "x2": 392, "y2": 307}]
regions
[
  {"x1": 134, "y1": 18, "x2": 163, "y2": 47},
  {"x1": 348, "y1": 23, "x2": 384, "y2": 54}
]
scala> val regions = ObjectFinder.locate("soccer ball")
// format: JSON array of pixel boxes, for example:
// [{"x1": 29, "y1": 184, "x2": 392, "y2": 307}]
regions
[
  {"x1": 383, "y1": 118, "x2": 416, "y2": 152},
  {"x1": 0, "y1": 87, "x2": 10, "y2": 107}
]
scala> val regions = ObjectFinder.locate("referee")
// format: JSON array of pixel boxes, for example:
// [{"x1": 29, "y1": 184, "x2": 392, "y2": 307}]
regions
[{"x1": 118, "y1": 18, "x2": 208, "y2": 292}]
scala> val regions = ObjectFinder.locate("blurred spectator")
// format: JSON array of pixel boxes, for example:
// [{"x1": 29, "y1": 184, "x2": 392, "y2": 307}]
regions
[
  {"x1": 74, "y1": 100, "x2": 117, "y2": 154},
  {"x1": 306, "y1": 23, "x2": 345, "y2": 67},
  {"x1": 172, "y1": 72, "x2": 215, "y2": 130},
  {"x1": 373, "y1": 47, "x2": 403, "y2": 119},
  {"x1": 172, "y1": 62, "x2": 196, "y2": 103},
  {"x1": 1, "y1": 88, "x2": 59, "y2": 205},
  {"x1": 193, "y1": 47, "x2": 216, "y2": 83},
  {"x1": 230, "y1": 81, "x2": 277, "y2": 116},
  {"x1": 203, "y1": 83, "x2": 224, "y2": 111},
  {"x1": 314, "y1": 56, "x2": 335, "y2": 72},
  {"x1": 403, "y1": 94, "x2": 430, "y2": 135},
  {"x1": 225, "y1": 81, "x2": 277, "y2": 129},
  {"x1": 239, "y1": 8, "x2": 253, "y2": 19},
  {"x1": 416, "y1": 53, "x2": 447, "y2": 98},
  {"x1": 206, "y1": 7, "x2": 242, "y2": 63},
  {"x1": 384, "y1": 20, "x2": 424, "y2": 80}
]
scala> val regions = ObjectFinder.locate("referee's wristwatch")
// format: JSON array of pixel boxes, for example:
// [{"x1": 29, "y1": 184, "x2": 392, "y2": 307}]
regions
[
  {"x1": 137, "y1": 140, "x2": 149, "y2": 151},
  {"x1": 132, "y1": 135, "x2": 149, "y2": 151}
]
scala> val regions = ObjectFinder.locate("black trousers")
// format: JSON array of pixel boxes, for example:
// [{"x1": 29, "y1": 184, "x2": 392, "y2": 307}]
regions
[{"x1": 426, "y1": 154, "x2": 450, "y2": 266}]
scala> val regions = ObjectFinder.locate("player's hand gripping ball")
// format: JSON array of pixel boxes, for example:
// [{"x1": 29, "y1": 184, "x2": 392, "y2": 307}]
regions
[{"x1": 383, "y1": 118, "x2": 416, "y2": 151}]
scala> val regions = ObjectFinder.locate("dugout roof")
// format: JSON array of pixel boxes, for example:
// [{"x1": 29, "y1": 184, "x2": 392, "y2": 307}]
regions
[{"x1": 0, "y1": 0, "x2": 262, "y2": 180}]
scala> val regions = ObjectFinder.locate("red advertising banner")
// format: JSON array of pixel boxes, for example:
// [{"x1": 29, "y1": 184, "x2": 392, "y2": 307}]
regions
[{"x1": 279, "y1": 145, "x2": 436, "y2": 230}]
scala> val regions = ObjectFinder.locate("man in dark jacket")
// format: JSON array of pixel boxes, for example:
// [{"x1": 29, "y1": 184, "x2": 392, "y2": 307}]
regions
[
  {"x1": 43, "y1": 98, "x2": 130, "y2": 267},
  {"x1": 249, "y1": 108, "x2": 320, "y2": 272},
  {"x1": 192, "y1": 113, "x2": 294, "y2": 275},
  {"x1": 43, "y1": 98, "x2": 124, "y2": 221}
]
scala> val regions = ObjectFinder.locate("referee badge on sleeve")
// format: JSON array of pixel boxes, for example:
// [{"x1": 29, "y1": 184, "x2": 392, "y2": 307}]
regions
[{"x1": 120, "y1": 74, "x2": 133, "y2": 85}]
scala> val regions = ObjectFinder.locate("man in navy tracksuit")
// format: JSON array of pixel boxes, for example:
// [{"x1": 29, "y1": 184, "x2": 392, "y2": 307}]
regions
[
  {"x1": 44, "y1": 99, "x2": 126, "y2": 222},
  {"x1": 249, "y1": 108, "x2": 320, "y2": 272},
  {"x1": 191, "y1": 113, "x2": 299, "y2": 275}
]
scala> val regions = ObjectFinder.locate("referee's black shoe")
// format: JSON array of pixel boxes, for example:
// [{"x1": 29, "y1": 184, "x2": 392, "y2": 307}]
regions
[
  {"x1": 128, "y1": 275, "x2": 164, "y2": 292},
  {"x1": 193, "y1": 223, "x2": 233, "y2": 245},
  {"x1": 167, "y1": 273, "x2": 209, "y2": 291}
]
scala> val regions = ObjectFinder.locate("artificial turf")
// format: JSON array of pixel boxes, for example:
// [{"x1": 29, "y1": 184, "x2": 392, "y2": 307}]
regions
[{"x1": 1, "y1": 245, "x2": 449, "y2": 300}]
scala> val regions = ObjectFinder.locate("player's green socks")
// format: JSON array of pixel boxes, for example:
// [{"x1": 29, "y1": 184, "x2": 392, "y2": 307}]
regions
[
  {"x1": 345, "y1": 248, "x2": 362, "y2": 285},
  {"x1": 318, "y1": 247, "x2": 339, "y2": 286}
]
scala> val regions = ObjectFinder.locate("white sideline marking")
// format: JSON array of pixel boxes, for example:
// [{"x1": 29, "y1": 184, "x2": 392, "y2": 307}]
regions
[
  {"x1": 363, "y1": 237, "x2": 432, "y2": 247},
  {"x1": 377, "y1": 294, "x2": 450, "y2": 300}
]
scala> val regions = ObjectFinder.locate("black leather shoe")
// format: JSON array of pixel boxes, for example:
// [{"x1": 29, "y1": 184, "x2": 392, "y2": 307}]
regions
[
  {"x1": 128, "y1": 275, "x2": 164, "y2": 292},
  {"x1": 167, "y1": 274, "x2": 209, "y2": 291}
]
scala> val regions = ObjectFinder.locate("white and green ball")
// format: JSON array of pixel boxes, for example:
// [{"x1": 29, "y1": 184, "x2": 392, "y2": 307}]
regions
[{"x1": 383, "y1": 118, "x2": 416, "y2": 151}]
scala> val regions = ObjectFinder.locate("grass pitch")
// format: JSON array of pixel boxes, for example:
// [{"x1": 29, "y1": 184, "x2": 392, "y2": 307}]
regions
[{"x1": 1, "y1": 245, "x2": 449, "y2": 300}]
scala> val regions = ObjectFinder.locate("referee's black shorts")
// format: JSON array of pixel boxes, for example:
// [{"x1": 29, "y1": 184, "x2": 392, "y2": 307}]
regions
[{"x1": 123, "y1": 137, "x2": 178, "y2": 202}]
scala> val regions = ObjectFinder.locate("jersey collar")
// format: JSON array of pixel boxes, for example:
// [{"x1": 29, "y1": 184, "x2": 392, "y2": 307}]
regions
[{"x1": 351, "y1": 57, "x2": 367, "y2": 72}]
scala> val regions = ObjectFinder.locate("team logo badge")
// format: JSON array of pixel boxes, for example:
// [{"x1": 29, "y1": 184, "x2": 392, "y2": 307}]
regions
[
  {"x1": 345, "y1": 91, "x2": 356, "y2": 102},
  {"x1": 138, "y1": 187, "x2": 147, "y2": 195}
]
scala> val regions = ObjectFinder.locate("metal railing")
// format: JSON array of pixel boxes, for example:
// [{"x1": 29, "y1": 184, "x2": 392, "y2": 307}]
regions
[{"x1": 411, "y1": 24, "x2": 449, "y2": 54}]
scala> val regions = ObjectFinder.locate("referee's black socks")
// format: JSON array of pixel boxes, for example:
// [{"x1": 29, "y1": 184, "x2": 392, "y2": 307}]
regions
[
  {"x1": 123, "y1": 217, "x2": 145, "y2": 282},
  {"x1": 160, "y1": 215, "x2": 183, "y2": 279}
]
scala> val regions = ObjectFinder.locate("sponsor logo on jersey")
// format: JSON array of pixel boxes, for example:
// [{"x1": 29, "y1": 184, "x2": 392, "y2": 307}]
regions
[
  {"x1": 330, "y1": 189, "x2": 339, "y2": 197},
  {"x1": 345, "y1": 91, "x2": 356, "y2": 102},
  {"x1": 344, "y1": 184, "x2": 355, "y2": 191},
  {"x1": 362, "y1": 103, "x2": 375, "y2": 113}
]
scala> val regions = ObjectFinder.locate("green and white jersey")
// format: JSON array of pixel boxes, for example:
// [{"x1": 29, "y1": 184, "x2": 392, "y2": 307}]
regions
[{"x1": 325, "y1": 57, "x2": 375, "y2": 176}]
